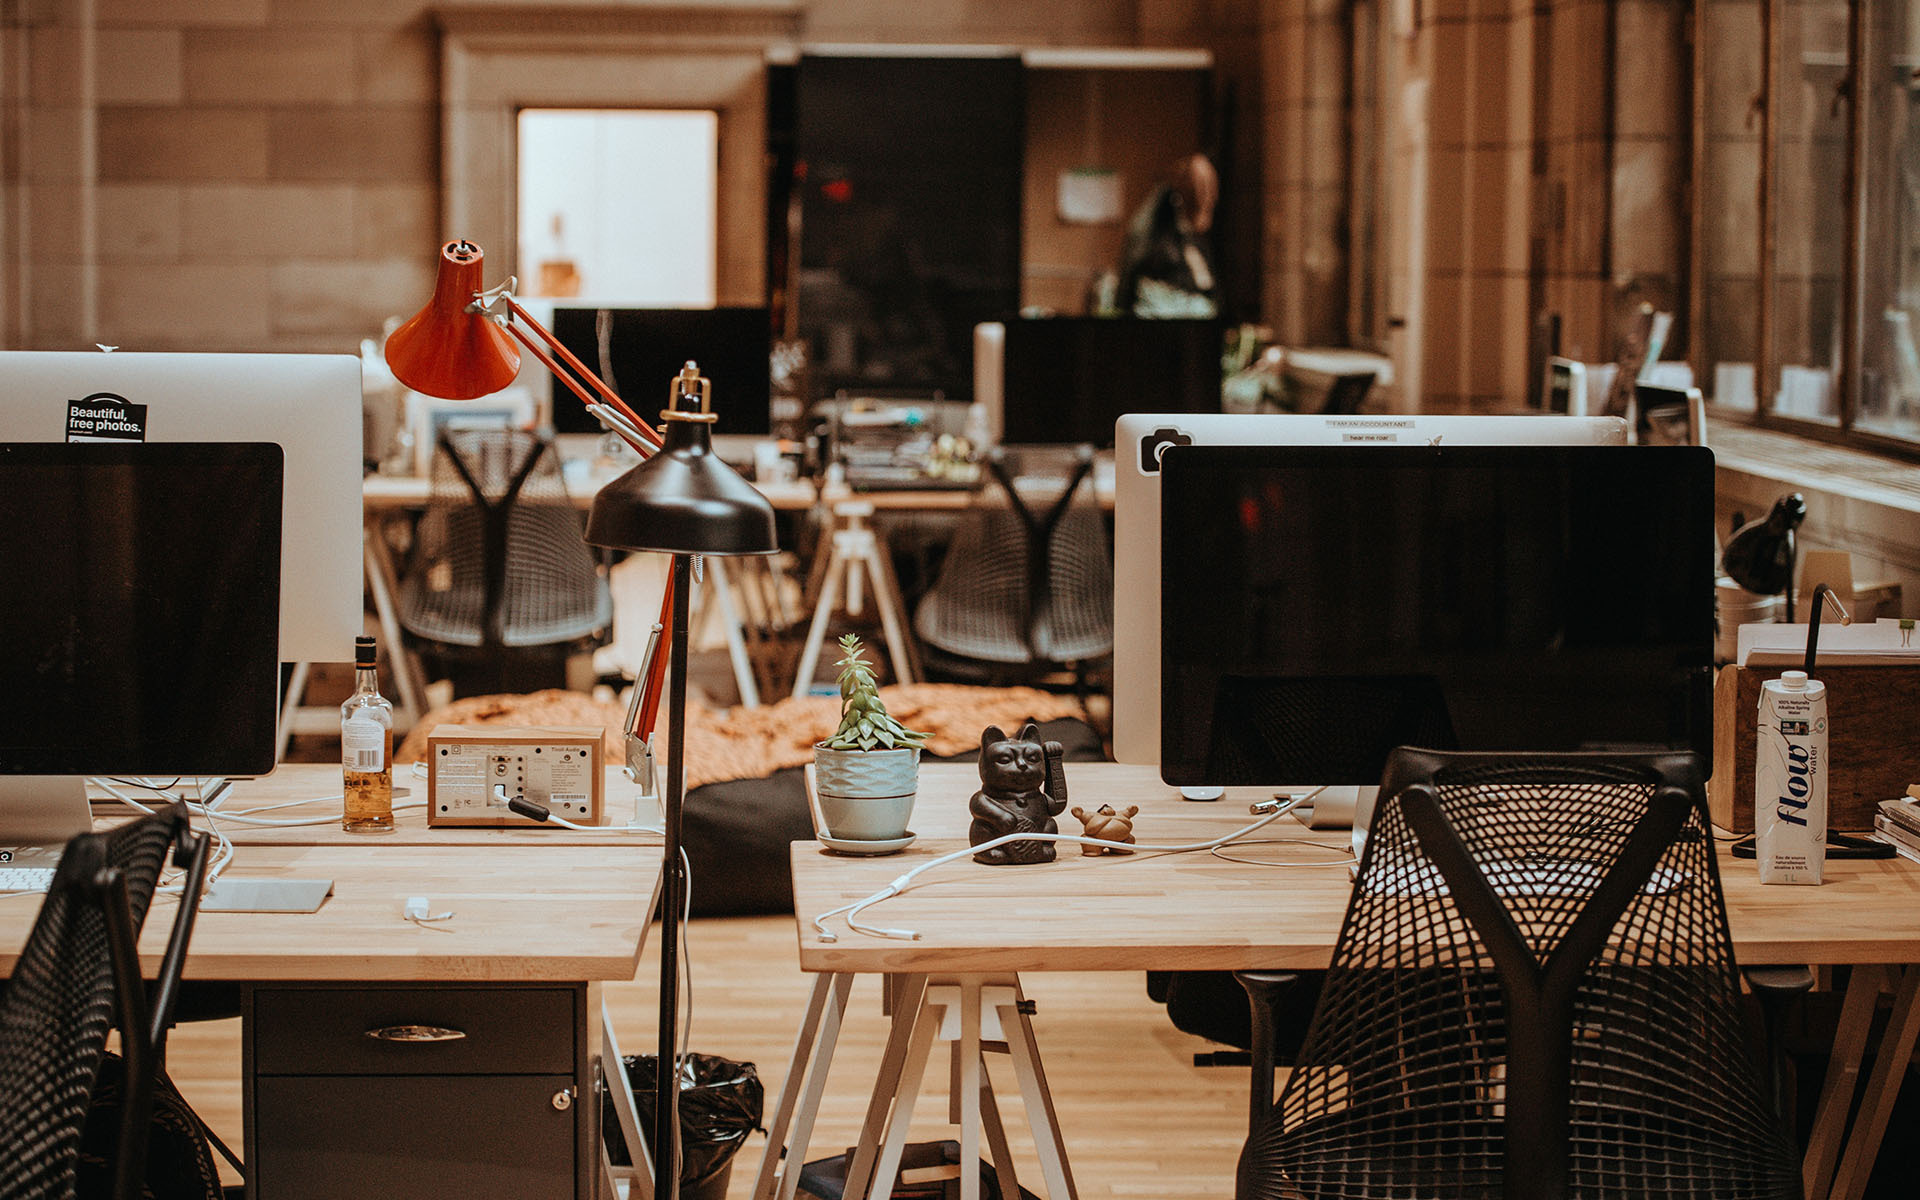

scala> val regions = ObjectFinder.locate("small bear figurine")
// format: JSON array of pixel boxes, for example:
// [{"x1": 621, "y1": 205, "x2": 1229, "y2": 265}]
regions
[
  {"x1": 1070, "y1": 804, "x2": 1139, "y2": 855},
  {"x1": 968, "y1": 723, "x2": 1067, "y2": 865}
]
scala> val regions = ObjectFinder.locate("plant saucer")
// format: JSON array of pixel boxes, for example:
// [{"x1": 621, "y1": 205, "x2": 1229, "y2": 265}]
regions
[{"x1": 818, "y1": 831, "x2": 917, "y2": 856}]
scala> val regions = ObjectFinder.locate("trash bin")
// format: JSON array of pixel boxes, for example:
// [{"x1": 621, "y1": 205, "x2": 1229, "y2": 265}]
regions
[{"x1": 602, "y1": 1053, "x2": 764, "y2": 1200}]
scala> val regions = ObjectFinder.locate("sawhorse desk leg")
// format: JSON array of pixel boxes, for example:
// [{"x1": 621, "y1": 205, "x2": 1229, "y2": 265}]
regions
[
  {"x1": 1805, "y1": 963, "x2": 1920, "y2": 1200},
  {"x1": 756, "y1": 972, "x2": 1077, "y2": 1200}
]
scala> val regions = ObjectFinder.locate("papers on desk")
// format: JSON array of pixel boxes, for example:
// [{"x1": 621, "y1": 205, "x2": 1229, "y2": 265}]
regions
[{"x1": 1737, "y1": 618, "x2": 1920, "y2": 668}]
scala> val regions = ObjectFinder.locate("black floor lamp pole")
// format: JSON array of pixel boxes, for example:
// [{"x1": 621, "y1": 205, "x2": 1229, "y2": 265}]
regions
[{"x1": 656, "y1": 555, "x2": 692, "y2": 1200}]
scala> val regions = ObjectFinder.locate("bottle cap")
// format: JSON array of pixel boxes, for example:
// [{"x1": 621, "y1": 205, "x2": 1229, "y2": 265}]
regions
[
  {"x1": 1780, "y1": 669, "x2": 1809, "y2": 689},
  {"x1": 355, "y1": 635, "x2": 377, "y2": 667}
]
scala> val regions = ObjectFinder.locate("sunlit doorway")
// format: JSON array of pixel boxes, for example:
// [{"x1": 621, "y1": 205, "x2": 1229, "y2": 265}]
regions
[{"x1": 516, "y1": 108, "x2": 719, "y2": 305}]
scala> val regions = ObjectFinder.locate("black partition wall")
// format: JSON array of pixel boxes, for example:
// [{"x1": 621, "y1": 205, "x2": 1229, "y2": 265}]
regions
[{"x1": 791, "y1": 54, "x2": 1025, "y2": 402}]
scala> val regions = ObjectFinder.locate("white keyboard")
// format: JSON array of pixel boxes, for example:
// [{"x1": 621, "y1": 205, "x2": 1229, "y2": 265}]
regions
[{"x1": 0, "y1": 866, "x2": 56, "y2": 893}]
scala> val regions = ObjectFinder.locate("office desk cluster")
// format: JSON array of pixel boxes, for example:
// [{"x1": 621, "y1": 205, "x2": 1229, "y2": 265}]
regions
[
  {"x1": 0, "y1": 768, "x2": 658, "y2": 1200},
  {"x1": 9, "y1": 763, "x2": 1919, "y2": 1199}
]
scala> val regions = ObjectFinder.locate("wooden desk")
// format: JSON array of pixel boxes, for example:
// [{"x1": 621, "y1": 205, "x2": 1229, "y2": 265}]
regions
[
  {"x1": 1, "y1": 765, "x2": 658, "y2": 1200},
  {"x1": 765, "y1": 763, "x2": 1920, "y2": 1200}
]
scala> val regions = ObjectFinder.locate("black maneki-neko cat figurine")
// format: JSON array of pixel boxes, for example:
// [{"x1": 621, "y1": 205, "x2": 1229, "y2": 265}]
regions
[{"x1": 968, "y1": 723, "x2": 1068, "y2": 865}]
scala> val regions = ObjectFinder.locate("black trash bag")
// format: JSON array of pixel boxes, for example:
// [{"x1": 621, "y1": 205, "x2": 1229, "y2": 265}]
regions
[{"x1": 602, "y1": 1053, "x2": 764, "y2": 1198}]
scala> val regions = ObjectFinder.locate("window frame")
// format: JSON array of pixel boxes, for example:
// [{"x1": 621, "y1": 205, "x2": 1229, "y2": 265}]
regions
[{"x1": 1705, "y1": 0, "x2": 1920, "y2": 461}]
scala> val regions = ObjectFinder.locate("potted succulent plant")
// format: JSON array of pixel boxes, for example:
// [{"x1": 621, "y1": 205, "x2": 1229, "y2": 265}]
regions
[{"x1": 811, "y1": 634, "x2": 929, "y2": 842}]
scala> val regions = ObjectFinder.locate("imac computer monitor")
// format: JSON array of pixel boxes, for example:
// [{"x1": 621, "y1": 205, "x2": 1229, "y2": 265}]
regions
[
  {"x1": 0, "y1": 442, "x2": 283, "y2": 841},
  {"x1": 1158, "y1": 443, "x2": 1715, "y2": 790},
  {"x1": 1111, "y1": 412, "x2": 1631, "y2": 766},
  {"x1": 0, "y1": 352, "x2": 361, "y2": 664},
  {"x1": 978, "y1": 316, "x2": 1224, "y2": 448},
  {"x1": 548, "y1": 306, "x2": 772, "y2": 438}
]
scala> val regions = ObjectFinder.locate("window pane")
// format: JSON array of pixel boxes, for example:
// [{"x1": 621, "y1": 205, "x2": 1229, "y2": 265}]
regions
[
  {"x1": 1854, "y1": 0, "x2": 1920, "y2": 440},
  {"x1": 1700, "y1": 0, "x2": 1766, "y2": 410},
  {"x1": 1769, "y1": 0, "x2": 1851, "y2": 424}
]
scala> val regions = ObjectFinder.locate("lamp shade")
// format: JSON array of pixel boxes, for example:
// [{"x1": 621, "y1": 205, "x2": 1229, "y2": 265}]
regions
[
  {"x1": 385, "y1": 240, "x2": 522, "y2": 400},
  {"x1": 586, "y1": 406, "x2": 778, "y2": 556}
]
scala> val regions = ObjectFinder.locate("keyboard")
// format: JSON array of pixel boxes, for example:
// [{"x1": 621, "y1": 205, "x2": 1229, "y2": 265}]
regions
[{"x1": 0, "y1": 866, "x2": 55, "y2": 894}]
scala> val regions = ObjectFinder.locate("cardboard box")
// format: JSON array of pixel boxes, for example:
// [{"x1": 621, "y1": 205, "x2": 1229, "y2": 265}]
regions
[{"x1": 1710, "y1": 664, "x2": 1920, "y2": 832}]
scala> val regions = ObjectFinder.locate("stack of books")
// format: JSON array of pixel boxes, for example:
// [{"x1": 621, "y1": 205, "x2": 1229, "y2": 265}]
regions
[{"x1": 1872, "y1": 796, "x2": 1920, "y2": 862}]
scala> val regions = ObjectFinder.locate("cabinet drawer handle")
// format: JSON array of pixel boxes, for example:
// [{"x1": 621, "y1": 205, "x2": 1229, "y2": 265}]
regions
[{"x1": 365, "y1": 1024, "x2": 468, "y2": 1043}]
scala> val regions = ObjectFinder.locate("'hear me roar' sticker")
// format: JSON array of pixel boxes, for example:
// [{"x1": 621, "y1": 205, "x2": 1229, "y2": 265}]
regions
[{"x1": 66, "y1": 392, "x2": 148, "y2": 442}]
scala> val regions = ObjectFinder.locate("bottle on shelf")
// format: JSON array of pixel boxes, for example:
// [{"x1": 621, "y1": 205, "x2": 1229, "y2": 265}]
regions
[{"x1": 341, "y1": 635, "x2": 396, "y2": 833}]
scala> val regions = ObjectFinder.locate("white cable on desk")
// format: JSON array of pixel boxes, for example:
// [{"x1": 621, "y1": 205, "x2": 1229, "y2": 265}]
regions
[{"x1": 811, "y1": 789, "x2": 1332, "y2": 943}]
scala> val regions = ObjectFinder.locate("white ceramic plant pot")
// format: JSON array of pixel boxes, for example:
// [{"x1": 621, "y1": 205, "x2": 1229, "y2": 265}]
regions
[{"x1": 812, "y1": 745, "x2": 919, "y2": 841}]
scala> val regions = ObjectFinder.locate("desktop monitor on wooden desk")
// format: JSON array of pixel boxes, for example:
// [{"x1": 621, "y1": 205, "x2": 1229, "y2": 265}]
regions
[{"x1": 0, "y1": 442, "x2": 284, "y2": 845}]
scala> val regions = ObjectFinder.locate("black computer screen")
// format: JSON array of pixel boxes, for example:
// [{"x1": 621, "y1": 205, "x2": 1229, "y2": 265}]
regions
[
  {"x1": 1000, "y1": 316, "x2": 1223, "y2": 447},
  {"x1": 1159, "y1": 444, "x2": 1714, "y2": 786},
  {"x1": 548, "y1": 306, "x2": 772, "y2": 437},
  {"x1": 0, "y1": 442, "x2": 284, "y2": 776}
]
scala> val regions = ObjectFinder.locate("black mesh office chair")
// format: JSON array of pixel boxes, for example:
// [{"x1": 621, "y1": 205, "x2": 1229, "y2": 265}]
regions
[
  {"x1": 0, "y1": 803, "x2": 216, "y2": 1200},
  {"x1": 399, "y1": 429, "x2": 612, "y2": 690},
  {"x1": 1238, "y1": 748, "x2": 1800, "y2": 1200},
  {"x1": 912, "y1": 445, "x2": 1112, "y2": 692}
]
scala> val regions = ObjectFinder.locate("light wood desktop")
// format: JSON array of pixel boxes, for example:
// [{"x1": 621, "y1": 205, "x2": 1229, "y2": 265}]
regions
[
  {"x1": 0, "y1": 764, "x2": 659, "y2": 1200},
  {"x1": 769, "y1": 762, "x2": 1920, "y2": 1200}
]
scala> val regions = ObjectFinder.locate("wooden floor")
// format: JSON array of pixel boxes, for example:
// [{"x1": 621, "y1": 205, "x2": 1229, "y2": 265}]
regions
[{"x1": 166, "y1": 912, "x2": 1251, "y2": 1199}]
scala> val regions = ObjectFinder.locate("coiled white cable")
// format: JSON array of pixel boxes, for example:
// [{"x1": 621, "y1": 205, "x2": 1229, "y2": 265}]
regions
[{"x1": 811, "y1": 789, "x2": 1334, "y2": 942}]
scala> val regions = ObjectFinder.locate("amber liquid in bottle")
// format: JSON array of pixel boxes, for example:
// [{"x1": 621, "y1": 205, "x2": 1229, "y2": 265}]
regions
[{"x1": 341, "y1": 636, "x2": 396, "y2": 833}]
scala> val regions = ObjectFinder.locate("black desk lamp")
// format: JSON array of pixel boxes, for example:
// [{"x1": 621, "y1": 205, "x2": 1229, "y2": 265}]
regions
[
  {"x1": 585, "y1": 363, "x2": 778, "y2": 1200},
  {"x1": 1722, "y1": 493, "x2": 1807, "y2": 622}
]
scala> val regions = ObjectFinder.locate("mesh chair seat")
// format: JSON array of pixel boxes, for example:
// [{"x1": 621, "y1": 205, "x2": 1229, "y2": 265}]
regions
[
  {"x1": 399, "y1": 430, "x2": 612, "y2": 654},
  {"x1": 1238, "y1": 750, "x2": 1800, "y2": 1200},
  {"x1": 0, "y1": 807, "x2": 208, "y2": 1200},
  {"x1": 912, "y1": 448, "x2": 1113, "y2": 671}
]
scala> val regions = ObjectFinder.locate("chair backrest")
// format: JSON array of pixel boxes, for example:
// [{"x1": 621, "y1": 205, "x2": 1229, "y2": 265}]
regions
[
  {"x1": 0, "y1": 804, "x2": 211, "y2": 1200},
  {"x1": 406, "y1": 428, "x2": 608, "y2": 650},
  {"x1": 1239, "y1": 748, "x2": 1799, "y2": 1200},
  {"x1": 912, "y1": 445, "x2": 1113, "y2": 668}
]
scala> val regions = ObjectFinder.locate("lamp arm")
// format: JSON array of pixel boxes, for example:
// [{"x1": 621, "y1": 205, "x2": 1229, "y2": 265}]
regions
[
  {"x1": 498, "y1": 295, "x2": 659, "y2": 447},
  {"x1": 495, "y1": 319, "x2": 660, "y2": 454}
]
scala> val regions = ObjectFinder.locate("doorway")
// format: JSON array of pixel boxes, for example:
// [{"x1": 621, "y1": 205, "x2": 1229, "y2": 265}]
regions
[{"x1": 516, "y1": 108, "x2": 720, "y2": 305}]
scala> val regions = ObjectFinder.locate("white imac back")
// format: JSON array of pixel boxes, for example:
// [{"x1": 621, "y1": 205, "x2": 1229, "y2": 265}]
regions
[
  {"x1": 1111, "y1": 412, "x2": 1631, "y2": 767},
  {"x1": 0, "y1": 352, "x2": 363, "y2": 663}
]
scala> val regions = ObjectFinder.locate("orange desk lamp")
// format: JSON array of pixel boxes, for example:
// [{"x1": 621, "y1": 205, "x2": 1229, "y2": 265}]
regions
[
  {"x1": 388, "y1": 241, "x2": 779, "y2": 1200},
  {"x1": 384, "y1": 240, "x2": 677, "y2": 796}
]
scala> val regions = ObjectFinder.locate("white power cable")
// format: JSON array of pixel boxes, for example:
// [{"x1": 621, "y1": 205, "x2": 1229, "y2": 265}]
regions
[{"x1": 811, "y1": 789, "x2": 1334, "y2": 942}]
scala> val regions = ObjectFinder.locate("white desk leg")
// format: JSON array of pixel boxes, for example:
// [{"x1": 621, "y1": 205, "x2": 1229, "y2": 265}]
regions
[
  {"x1": 704, "y1": 559, "x2": 761, "y2": 708},
  {"x1": 978, "y1": 1069, "x2": 1022, "y2": 1200},
  {"x1": 364, "y1": 520, "x2": 426, "y2": 726},
  {"x1": 859, "y1": 535, "x2": 918, "y2": 685},
  {"x1": 957, "y1": 981, "x2": 983, "y2": 1200},
  {"x1": 997, "y1": 980, "x2": 1079, "y2": 1200},
  {"x1": 601, "y1": 1001, "x2": 654, "y2": 1200},
  {"x1": 752, "y1": 972, "x2": 854, "y2": 1200},
  {"x1": 851, "y1": 984, "x2": 944, "y2": 1200},
  {"x1": 790, "y1": 557, "x2": 844, "y2": 700},
  {"x1": 1804, "y1": 965, "x2": 1884, "y2": 1200},
  {"x1": 276, "y1": 661, "x2": 311, "y2": 763},
  {"x1": 843, "y1": 530, "x2": 868, "y2": 618},
  {"x1": 1830, "y1": 965, "x2": 1920, "y2": 1200},
  {"x1": 842, "y1": 975, "x2": 928, "y2": 1198}
]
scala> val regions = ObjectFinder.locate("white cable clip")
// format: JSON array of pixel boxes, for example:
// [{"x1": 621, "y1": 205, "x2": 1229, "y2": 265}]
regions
[{"x1": 404, "y1": 896, "x2": 455, "y2": 929}]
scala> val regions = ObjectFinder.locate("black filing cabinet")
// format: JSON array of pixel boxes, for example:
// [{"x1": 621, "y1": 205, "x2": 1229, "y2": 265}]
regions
[{"x1": 243, "y1": 983, "x2": 592, "y2": 1199}]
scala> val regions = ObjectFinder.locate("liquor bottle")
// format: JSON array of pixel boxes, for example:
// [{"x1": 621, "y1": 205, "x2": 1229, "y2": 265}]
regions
[{"x1": 341, "y1": 635, "x2": 396, "y2": 833}]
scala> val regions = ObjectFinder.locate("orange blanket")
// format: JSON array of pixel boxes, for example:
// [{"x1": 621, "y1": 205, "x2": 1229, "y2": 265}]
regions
[{"x1": 396, "y1": 684, "x2": 1089, "y2": 790}]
